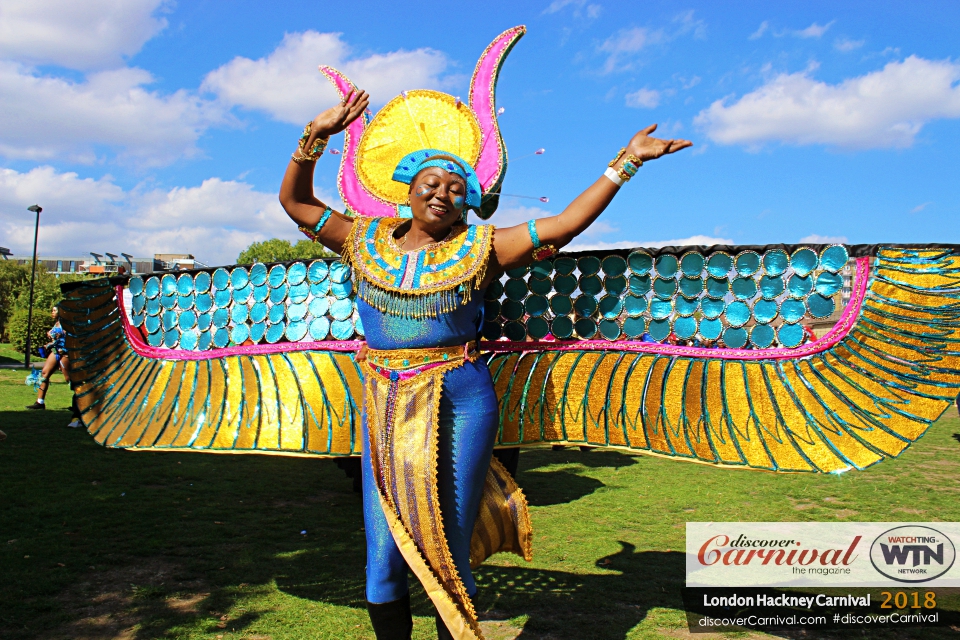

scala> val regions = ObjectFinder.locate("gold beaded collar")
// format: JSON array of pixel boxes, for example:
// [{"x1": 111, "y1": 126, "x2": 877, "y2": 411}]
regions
[{"x1": 343, "y1": 216, "x2": 494, "y2": 318}]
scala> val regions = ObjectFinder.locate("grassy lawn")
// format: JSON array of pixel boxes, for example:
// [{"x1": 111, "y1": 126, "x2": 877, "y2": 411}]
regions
[
  {"x1": 0, "y1": 342, "x2": 40, "y2": 366},
  {"x1": 1, "y1": 366, "x2": 959, "y2": 639}
]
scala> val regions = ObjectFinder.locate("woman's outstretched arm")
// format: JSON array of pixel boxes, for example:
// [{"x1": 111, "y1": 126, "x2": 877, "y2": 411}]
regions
[
  {"x1": 279, "y1": 89, "x2": 370, "y2": 254},
  {"x1": 490, "y1": 124, "x2": 691, "y2": 273}
]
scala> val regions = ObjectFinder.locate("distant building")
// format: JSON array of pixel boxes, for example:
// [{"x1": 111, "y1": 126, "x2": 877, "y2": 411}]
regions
[
  {"x1": 153, "y1": 253, "x2": 200, "y2": 271},
  {"x1": 5, "y1": 252, "x2": 205, "y2": 274}
]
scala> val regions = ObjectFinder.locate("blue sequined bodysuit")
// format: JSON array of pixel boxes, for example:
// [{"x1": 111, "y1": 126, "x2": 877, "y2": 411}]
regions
[{"x1": 356, "y1": 294, "x2": 500, "y2": 603}]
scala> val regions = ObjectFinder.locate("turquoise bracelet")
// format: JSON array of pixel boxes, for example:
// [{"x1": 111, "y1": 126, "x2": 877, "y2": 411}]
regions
[
  {"x1": 527, "y1": 219, "x2": 557, "y2": 261},
  {"x1": 299, "y1": 206, "x2": 333, "y2": 241},
  {"x1": 314, "y1": 206, "x2": 333, "y2": 233},
  {"x1": 527, "y1": 219, "x2": 541, "y2": 248}
]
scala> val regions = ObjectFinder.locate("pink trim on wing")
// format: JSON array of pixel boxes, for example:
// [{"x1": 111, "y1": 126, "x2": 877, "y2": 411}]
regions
[
  {"x1": 116, "y1": 286, "x2": 364, "y2": 361},
  {"x1": 469, "y1": 26, "x2": 525, "y2": 190},
  {"x1": 480, "y1": 256, "x2": 871, "y2": 361},
  {"x1": 318, "y1": 66, "x2": 395, "y2": 218}
]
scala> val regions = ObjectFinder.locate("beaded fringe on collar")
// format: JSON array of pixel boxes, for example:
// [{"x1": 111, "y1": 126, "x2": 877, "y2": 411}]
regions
[{"x1": 342, "y1": 216, "x2": 494, "y2": 319}]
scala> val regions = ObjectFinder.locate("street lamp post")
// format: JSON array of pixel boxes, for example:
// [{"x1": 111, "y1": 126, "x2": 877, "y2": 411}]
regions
[{"x1": 24, "y1": 204, "x2": 42, "y2": 368}]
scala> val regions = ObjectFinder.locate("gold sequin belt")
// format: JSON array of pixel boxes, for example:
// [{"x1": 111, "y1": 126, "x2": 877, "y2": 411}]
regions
[{"x1": 361, "y1": 341, "x2": 479, "y2": 373}]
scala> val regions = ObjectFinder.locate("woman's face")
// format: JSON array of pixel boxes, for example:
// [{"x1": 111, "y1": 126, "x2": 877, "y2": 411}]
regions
[
  {"x1": 50, "y1": 307, "x2": 58, "y2": 320},
  {"x1": 408, "y1": 167, "x2": 467, "y2": 231}
]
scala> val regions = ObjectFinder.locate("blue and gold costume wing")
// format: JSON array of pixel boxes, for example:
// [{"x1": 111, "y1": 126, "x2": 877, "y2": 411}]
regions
[{"x1": 60, "y1": 244, "x2": 960, "y2": 473}]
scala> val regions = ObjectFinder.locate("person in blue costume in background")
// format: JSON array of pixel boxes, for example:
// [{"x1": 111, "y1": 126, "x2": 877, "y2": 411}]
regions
[{"x1": 279, "y1": 89, "x2": 691, "y2": 639}]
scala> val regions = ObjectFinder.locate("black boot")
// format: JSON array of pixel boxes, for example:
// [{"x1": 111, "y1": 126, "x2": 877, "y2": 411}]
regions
[{"x1": 366, "y1": 593, "x2": 412, "y2": 640}]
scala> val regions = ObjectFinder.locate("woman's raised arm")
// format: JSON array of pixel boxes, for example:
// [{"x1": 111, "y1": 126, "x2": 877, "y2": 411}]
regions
[
  {"x1": 490, "y1": 124, "x2": 692, "y2": 273},
  {"x1": 279, "y1": 89, "x2": 370, "y2": 254}
]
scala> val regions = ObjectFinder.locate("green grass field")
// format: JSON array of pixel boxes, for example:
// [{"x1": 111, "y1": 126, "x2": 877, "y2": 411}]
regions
[
  {"x1": 1, "y1": 366, "x2": 959, "y2": 640},
  {"x1": 0, "y1": 342, "x2": 40, "y2": 366}
]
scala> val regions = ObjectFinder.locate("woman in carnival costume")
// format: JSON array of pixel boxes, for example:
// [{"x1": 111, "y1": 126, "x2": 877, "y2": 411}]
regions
[
  {"x1": 278, "y1": 52, "x2": 690, "y2": 640},
  {"x1": 58, "y1": 25, "x2": 960, "y2": 640},
  {"x1": 26, "y1": 306, "x2": 70, "y2": 410}
]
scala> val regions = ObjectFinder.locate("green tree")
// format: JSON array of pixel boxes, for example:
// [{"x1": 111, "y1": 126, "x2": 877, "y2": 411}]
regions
[
  {"x1": 237, "y1": 238, "x2": 336, "y2": 264},
  {"x1": 0, "y1": 260, "x2": 30, "y2": 340},
  {"x1": 6, "y1": 265, "x2": 90, "y2": 354}
]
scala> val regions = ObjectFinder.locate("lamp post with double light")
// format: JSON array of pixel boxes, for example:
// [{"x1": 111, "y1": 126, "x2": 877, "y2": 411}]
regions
[{"x1": 23, "y1": 204, "x2": 42, "y2": 368}]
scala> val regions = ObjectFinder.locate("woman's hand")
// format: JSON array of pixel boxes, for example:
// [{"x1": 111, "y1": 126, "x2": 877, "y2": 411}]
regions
[
  {"x1": 622, "y1": 123, "x2": 692, "y2": 162},
  {"x1": 310, "y1": 89, "x2": 370, "y2": 140}
]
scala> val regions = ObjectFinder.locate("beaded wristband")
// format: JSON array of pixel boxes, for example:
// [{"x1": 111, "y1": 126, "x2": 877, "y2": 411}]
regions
[
  {"x1": 298, "y1": 206, "x2": 333, "y2": 241},
  {"x1": 608, "y1": 147, "x2": 626, "y2": 167},
  {"x1": 527, "y1": 219, "x2": 557, "y2": 260},
  {"x1": 603, "y1": 167, "x2": 625, "y2": 187},
  {"x1": 617, "y1": 153, "x2": 643, "y2": 181},
  {"x1": 292, "y1": 122, "x2": 329, "y2": 164}
]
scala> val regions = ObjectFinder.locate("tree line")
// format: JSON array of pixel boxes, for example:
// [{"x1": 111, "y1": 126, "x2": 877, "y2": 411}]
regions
[{"x1": 0, "y1": 261, "x2": 89, "y2": 354}]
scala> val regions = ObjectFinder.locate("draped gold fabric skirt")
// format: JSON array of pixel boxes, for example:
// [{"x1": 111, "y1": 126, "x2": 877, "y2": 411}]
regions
[{"x1": 361, "y1": 343, "x2": 532, "y2": 640}]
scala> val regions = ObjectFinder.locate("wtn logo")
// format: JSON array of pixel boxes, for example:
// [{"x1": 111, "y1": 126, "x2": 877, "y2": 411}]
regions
[
  {"x1": 879, "y1": 543, "x2": 944, "y2": 567},
  {"x1": 870, "y1": 526, "x2": 956, "y2": 583}
]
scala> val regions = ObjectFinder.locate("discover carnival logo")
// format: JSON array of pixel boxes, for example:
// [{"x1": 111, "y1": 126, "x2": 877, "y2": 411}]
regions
[
  {"x1": 697, "y1": 533, "x2": 861, "y2": 573},
  {"x1": 869, "y1": 526, "x2": 956, "y2": 583}
]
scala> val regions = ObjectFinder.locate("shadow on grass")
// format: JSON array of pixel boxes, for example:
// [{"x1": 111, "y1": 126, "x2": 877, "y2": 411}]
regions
[
  {"x1": 0, "y1": 407, "x2": 369, "y2": 639},
  {"x1": 519, "y1": 469, "x2": 606, "y2": 507},
  {"x1": 520, "y1": 447, "x2": 640, "y2": 472},
  {"x1": 476, "y1": 543, "x2": 685, "y2": 639}
]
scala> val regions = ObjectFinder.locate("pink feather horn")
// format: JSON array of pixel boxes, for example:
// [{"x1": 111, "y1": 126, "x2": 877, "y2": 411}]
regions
[
  {"x1": 317, "y1": 65, "x2": 396, "y2": 217},
  {"x1": 469, "y1": 25, "x2": 526, "y2": 218}
]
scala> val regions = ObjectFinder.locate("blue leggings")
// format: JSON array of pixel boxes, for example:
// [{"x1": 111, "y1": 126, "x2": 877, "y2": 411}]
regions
[{"x1": 362, "y1": 362, "x2": 500, "y2": 604}]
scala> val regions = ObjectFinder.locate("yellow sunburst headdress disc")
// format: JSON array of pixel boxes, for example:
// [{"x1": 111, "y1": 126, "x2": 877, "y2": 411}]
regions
[
  {"x1": 318, "y1": 26, "x2": 526, "y2": 219},
  {"x1": 357, "y1": 90, "x2": 482, "y2": 208}
]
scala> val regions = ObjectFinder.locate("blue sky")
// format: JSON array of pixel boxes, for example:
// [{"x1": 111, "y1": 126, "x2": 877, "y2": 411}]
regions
[{"x1": 1, "y1": 0, "x2": 959, "y2": 265}]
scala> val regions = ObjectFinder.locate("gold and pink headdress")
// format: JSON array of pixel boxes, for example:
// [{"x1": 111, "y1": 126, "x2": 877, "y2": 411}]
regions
[{"x1": 318, "y1": 26, "x2": 525, "y2": 220}]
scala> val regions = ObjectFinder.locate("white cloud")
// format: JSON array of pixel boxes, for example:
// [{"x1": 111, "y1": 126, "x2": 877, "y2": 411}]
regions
[
  {"x1": 597, "y1": 12, "x2": 704, "y2": 74},
  {"x1": 910, "y1": 202, "x2": 932, "y2": 213},
  {"x1": 799, "y1": 234, "x2": 848, "y2": 244},
  {"x1": 674, "y1": 10, "x2": 708, "y2": 40},
  {"x1": 835, "y1": 38, "x2": 865, "y2": 52},
  {"x1": 625, "y1": 87, "x2": 661, "y2": 108},
  {"x1": 202, "y1": 31, "x2": 452, "y2": 124},
  {"x1": 543, "y1": 0, "x2": 578, "y2": 13},
  {"x1": 0, "y1": 166, "x2": 342, "y2": 265},
  {"x1": 749, "y1": 21, "x2": 769, "y2": 40},
  {"x1": 566, "y1": 235, "x2": 734, "y2": 251},
  {"x1": 599, "y1": 27, "x2": 669, "y2": 73},
  {"x1": 543, "y1": 0, "x2": 601, "y2": 18},
  {"x1": 0, "y1": 62, "x2": 224, "y2": 164},
  {"x1": 695, "y1": 56, "x2": 960, "y2": 149},
  {"x1": 0, "y1": 1, "x2": 224, "y2": 165},
  {"x1": 0, "y1": 166, "x2": 125, "y2": 221},
  {"x1": 0, "y1": 0, "x2": 168, "y2": 70},
  {"x1": 793, "y1": 21, "x2": 835, "y2": 39}
]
